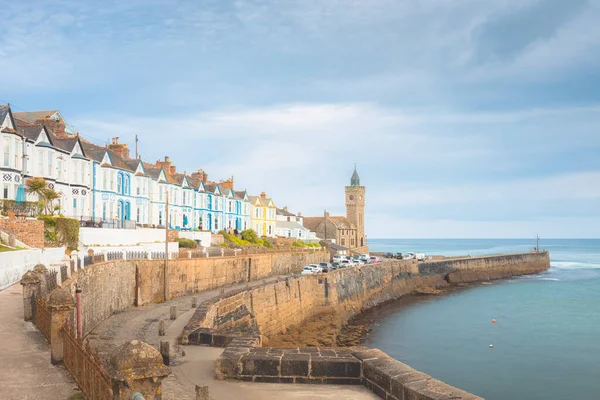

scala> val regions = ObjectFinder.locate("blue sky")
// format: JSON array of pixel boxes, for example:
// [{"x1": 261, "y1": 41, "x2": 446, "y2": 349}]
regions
[{"x1": 2, "y1": 0, "x2": 600, "y2": 238}]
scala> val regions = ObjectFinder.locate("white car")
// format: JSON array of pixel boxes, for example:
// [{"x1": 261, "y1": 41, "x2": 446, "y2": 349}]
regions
[
  {"x1": 301, "y1": 266, "x2": 315, "y2": 275},
  {"x1": 309, "y1": 264, "x2": 323, "y2": 273},
  {"x1": 340, "y1": 260, "x2": 352, "y2": 268},
  {"x1": 416, "y1": 253, "x2": 426, "y2": 261},
  {"x1": 404, "y1": 252, "x2": 416, "y2": 260}
]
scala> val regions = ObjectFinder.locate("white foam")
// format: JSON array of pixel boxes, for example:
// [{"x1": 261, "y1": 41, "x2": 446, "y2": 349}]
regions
[{"x1": 552, "y1": 261, "x2": 600, "y2": 270}]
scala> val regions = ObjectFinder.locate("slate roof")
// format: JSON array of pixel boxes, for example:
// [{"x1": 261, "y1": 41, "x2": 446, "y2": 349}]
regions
[
  {"x1": 204, "y1": 182, "x2": 218, "y2": 194},
  {"x1": 16, "y1": 125, "x2": 45, "y2": 141},
  {"x1": 302, "y1": 216, "x2": 356, "y2": 231},
  {"x1": 13, "y1": 110, "x2": 60, "y2": 124},
  {"x1": 0, "y1": 106, "x2": 12, "y2": 130},
  {"x1": 302, "y1": 217, "x2": 324, "y2": 232},
  {"x1": 276, "y1": 221, "x2": 309, "y2": 230},
  {"x1": 234, "y1": 190, "x2": 247, "y2": 200},
  {"x1": 277, "y1": 207, "x2": 296, "y2": 217}
]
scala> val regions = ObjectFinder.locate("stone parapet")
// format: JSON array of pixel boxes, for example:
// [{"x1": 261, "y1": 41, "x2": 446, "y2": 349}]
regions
[{"x1": 0, "y1": 217, "x2": 44, "y2": 248}]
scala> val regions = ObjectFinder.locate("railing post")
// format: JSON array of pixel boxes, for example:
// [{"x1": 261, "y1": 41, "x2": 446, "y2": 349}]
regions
[
  {"x1": 122, "y1": 250, "x2": 127, "y2": 260},
  {"x1": 20, "y1": 271, "x2": 41, "y2": 321},
  {"x1": 62, "y1": 255, "x2": 72, "y2": 278},
  {"x1": 48, "y1": 288, "x2": 75, "y2": 364}
]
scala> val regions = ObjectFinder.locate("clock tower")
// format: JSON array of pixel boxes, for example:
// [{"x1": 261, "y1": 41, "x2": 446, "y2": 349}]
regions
[{"x1": 345, "y1": 165, "x2": 367, "y2": 250}]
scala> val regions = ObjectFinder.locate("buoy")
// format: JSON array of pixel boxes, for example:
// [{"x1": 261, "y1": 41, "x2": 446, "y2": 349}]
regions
[
  {"x1": 492, "y1": 319, "x2": 496, "y2": 324},
  {"x1": 489, "y1": 344, "x2": 494, "y2": 348}
]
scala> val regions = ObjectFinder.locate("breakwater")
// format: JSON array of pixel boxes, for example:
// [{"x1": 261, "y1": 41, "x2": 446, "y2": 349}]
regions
[{"x1": 183, "y1": 251, "x2": 550, "y2": 400}]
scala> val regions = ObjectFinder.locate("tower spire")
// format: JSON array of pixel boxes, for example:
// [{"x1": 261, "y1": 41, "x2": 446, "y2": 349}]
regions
[{"x1": 350, "y1": 164, "x2": 360, "y2": 186}]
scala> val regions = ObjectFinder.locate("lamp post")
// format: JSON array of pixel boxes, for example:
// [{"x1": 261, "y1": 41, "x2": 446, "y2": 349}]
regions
[{"x1": 164, "y1": 196, "x2": 169, "y2": 302}]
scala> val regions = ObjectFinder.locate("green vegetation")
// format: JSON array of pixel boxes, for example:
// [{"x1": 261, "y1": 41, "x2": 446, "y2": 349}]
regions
[
  {"x1": 25, "y1": 177, "x2": 61, "y2": 215},
  {"x1": 39, "y1": 216, "x2": 80, "y2": 250},
  {"x1": 177, "y1": 238, "x2": 198, "y2": 249},
  {"x1": 290, "y1": 240, "x2": 321, "y2": 248},
  {"x1": 0, "y1": 244, "x2": 18, "y2": 252}
]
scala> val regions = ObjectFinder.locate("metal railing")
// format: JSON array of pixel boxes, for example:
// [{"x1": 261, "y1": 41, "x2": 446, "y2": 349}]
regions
[
  {"x1": 79, "y1": 216, "x2": 137, "y2": 230},
  {"x1": 63, "y1": 326, "x2": 113, "y2": 400},
  {"x1": 32, "y1": 296, "x2": 52, "y2": 342}
]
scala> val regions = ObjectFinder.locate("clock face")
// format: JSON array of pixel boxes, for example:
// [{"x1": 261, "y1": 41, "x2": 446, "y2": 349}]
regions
[{"x1": 349, "y1": 195, "x2": 354, "y2": 201}]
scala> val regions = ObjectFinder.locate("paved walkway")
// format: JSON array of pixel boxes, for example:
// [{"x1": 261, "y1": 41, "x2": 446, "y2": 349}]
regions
[
  {"x1": 89, "y1": 278, "x2": 378, "y2": 400},
  {"x1": 0, "y1": 284, "x2": 78, "y2": 400}
]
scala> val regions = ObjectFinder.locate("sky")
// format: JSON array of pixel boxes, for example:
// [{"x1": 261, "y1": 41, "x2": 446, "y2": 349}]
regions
[{"x1": 2, "y1": 0, "x2": 600, "y2": 238}]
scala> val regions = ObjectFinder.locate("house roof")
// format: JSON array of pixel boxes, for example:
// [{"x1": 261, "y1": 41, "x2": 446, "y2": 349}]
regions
[
  {"x1": 276, "y1": 221, "x2": 308, "y2": 230},
  {"x1": 302, "y1": 215, "x2": 356, "y2": 231},
  {"x1": 0, "y1": 106, "x2": 16, "y2": 133},
  {"x1": 13, "y1": 110, "x2": 61, "y2": 124},
  {"x1": 277, "y1": 207, "x2": 296, "y2": 217},
  {"x1": 302, "y1": 217, "x2": 324, "y2": 232},
  {"x1": 330, "y1": 243, "x2": 349, "y2": 251},
  {"x1": 234, "y1": 190, "x2": 248, "y2": 200},
  {"x1": 16, "y1": 124, "x2": 45, "y2": 141},
  {"x1": 330, "y1": 216, "x2": 355, "y2": 229}
]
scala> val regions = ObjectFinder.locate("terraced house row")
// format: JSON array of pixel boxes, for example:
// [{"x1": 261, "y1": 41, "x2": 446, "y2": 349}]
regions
[{"x1": 0, "y1": 105, "x2": 281, "y2": 235}]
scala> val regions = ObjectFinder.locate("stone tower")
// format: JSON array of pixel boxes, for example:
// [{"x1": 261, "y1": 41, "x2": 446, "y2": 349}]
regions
[{"x1": 345, "y1": 165, "x2": 367, "y2": 250}]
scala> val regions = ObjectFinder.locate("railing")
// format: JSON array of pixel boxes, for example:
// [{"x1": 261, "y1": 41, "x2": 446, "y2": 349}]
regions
[
  {"x1": 0, "y1": 199, "x2": 42, "y2": 218},
  {"x1": 32, "y1": 296, "x2": 52, "y2": 341},
  {"x1": 106, "y1": 251, "x2": 122, "y2": 261},
  {"x1": 60, "y1": 264, "x2": 68, "y2": 282},
  {"x1": 45, "y1": 270, "x2": 58, "y2": 293},
  {"x1": 79, "y1": 216, "x2": 136, "y2": 230},
  {"x1": 63, "y1": 326, "x2": 113, "y2": 400}
]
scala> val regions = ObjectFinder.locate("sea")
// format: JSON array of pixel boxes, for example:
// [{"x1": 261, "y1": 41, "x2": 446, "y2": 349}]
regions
[{"x1": 365, "y1": 238, "x2": 600, "y2": 400}]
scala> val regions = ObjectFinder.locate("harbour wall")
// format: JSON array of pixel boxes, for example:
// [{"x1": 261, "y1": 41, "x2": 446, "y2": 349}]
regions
[
  {"x1": 184, "y1": 251, "x2": 549, "y2": 400},
  {"x1": 59, "y1": 251, "x2": 328, "y2": 336}
]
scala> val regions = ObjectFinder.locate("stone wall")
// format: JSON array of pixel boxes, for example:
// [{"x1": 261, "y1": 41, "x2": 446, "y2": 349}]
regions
[
  {"x1": 190, "y1": 252, "x2": 549, "y2": 342},
  {"x1": 0, "y1": 218, "x2": 44, "y2": 248},
  {"x1": 61, "y1": 250, "x2": 328, "y2": 336},
  {"x1": 136, "y1": 251, "x2": 328, "y2": 304}
]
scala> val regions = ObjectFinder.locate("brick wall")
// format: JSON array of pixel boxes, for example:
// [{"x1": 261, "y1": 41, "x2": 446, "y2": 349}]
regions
[
  {"x1": 167, "y1": 229, "x2": 179, "y2": 242},
  {"x1": 0, "y1": 218, "x2": 45, "y2": 248}
]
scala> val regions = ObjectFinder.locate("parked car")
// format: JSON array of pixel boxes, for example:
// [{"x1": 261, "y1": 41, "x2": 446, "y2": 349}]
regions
[
  {"x1": 331, "y1": 262, "x2": 340, "y2": 270},
  {"x1": 370, "y1": 256, "x2": 381, "y2": 263},
  {"x1": 384, "y1": 252, "x2": 394, "y2": 258},
  {"x1": 340, "y1": 260, "x2": 351, "y2": 268},
  {"x1": 301, "y1": 266, "x2": 316, "y2": 275},
  {"x1": 359, "y1": 257, "x2": 370, "y2": 264},
  {"x1": 416, "y1": 253, "x2": 426, "y2": 261},
  {"x1": 319, "y1": 262, "x2": 331, "y2": 273},
  {"x1": 309, "y1": 264, "x2": 323, "y2": 273},
  {"x1": 395, "y1": 253, "x2": 404, "y2": 259},
  {"x1": 404, "y1": 252, "x2": 416, "y2": 260}
]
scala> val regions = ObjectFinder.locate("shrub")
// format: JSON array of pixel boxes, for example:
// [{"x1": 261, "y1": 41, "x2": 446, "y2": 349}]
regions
[
  {"x1": 55, "y1": 217, "x2": 80, "y2": 251},
  {"x1": 177, "y1": 238, "x2": 198, "y2": 249},
  {"x1": 240, "y1": 229, "x2": 259, "y2": 243},
  {"x1": 291, "y1": 240, "x2": 306, "y2": 248}
]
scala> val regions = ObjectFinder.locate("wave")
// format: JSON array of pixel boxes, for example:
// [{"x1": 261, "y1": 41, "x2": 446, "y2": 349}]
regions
[{"x1": 551, "y1": 261, "x2": 600, "y2": 270}]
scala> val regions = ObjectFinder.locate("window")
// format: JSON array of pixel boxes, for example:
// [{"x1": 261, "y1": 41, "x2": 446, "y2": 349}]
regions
[
  {"x1": 214, "y1": 217, "x2": 219, "y2": 230},
  {"x1": 37, "y1": 151, "x2": 43, "y2": 175},
  {"x1": 110, "y1": 171, "x2": 115, "y2": 191},
  {"x1": 102, "y1": 170, "x2": 107, "y2": 189},
  {"x1": 14, "y1": 139, "x2": 19, "y2": 169},
  {"x1": 73, "y1": 198, "x2": 77, "y2": 209},
  {"x1": 47, "y1": 154, "x2": 52, "y2": 177},
  {"x1": 228, "y1": 201, "x2": 232, "y2": 212},
  {"x1": 57, "y1": 159, "x2": 63, "y2": 180},
  {"x1": 159, "y1": 210, "x2": 163, "y2": 225},
  {"x1": 124, "y1": 175, "x2": 129, "y2": 195},
  {"x1": 72, "y1": 161, "x2": 77, "y2": 182},
  {"x1": 2, "y1": 185, "x2": 8, "y2": 199},
  {"x1": 3, "y1": 140, "x2": 9, "y2": 167},
  {"x1": 102, "y1": 202, "x2": 107, "y2": 220},
  {"x1": 341, "y1": 238, "x2": 345, "y2": 246},
  {"x1": 117, "y1": 172, "x2": 123, "y2": 193},
  {"x1": 81, "y1": 163, "x2": 85, "y2": 184}
]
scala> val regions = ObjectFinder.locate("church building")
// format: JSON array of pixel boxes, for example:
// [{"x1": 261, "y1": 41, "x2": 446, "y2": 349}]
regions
[{"x1": 303, "y1": 166, "x2": 368, "y2": 253}]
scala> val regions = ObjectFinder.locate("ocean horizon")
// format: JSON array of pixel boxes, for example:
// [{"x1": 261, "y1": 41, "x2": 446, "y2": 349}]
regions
[{"x1": 362, "y1": 238, "x2": 600, "y2": 400}]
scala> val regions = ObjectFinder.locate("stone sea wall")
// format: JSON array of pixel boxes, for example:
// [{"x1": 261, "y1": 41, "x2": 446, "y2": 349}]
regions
[
  {"x1": 61, "y1": 251, "x2": 328, "y2": 336},
  {"x1": 186, "y1": 252, "x2": 549, "y2": 400}
]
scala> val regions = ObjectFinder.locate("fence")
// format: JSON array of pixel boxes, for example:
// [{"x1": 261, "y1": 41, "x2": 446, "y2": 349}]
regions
[
  {"x1": 63, "y1": 326, "x2": 113, "y2": 400},
  {"x1": 60, "y1": 264, "x2": 68, "y2": 283},
  {"x1": 79, "y1": 215, "x2": 137, "y2": 230},
  {"x1": 45, "y1": 270, "x2": 58, "y2": 293},
  {"x1": 32, "y1": 296, "x2": 52, "y2": 341}
]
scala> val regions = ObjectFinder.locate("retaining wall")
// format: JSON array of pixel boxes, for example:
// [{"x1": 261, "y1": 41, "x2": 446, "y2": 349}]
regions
[
  {"x1": 1, "y1": 247, "x2": 66, "y2": 290},
  {"x1": 61, "y1": 250, "x2": 328, "y2": 336}
]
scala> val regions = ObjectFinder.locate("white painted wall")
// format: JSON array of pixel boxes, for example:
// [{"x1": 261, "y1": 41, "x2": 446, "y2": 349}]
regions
[
  {"x1": 83, "y1": 242, "x2": 179, "y2": 257},
  {"x1": 178, "y1": 231, "x2": 212, "y2": 247},
  {"x1": 0, "y1": 247, "x2": 66, "y2": 290},
  {"x1": 79, "y1": 227, "x2": 170, "y2": 246}
]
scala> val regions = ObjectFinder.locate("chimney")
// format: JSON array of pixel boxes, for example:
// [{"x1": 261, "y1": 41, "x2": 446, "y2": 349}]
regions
[
  {"x1": 297, "y1": 212, "x2": 302, "y2": 217},
  {"x1": 283, "y1": 206, "x2": 288, "y2": 212},
  {"x1": 42, "y1": 118, "x2": 68, "y2": 139},
  {"x1": 220, "y1": 177, "x2": 234, "y2": 190},
  {"x1": 107, "y1": 137, "x2": 131, "y2": 159},
  {"x1": 191, "y1": 168, "x2": 203, "y2": 180},
  {"x1": 260, "y1": 192, "x2": 267, "y2": 200},
  {"x1": 169, "y1": 165, "x2": 176, "y2": 174},
  {"x1": 155, "y1": 156, "x2": 172, "y2": 170},
  {"x1": 202, "y1": 172, "x2": 208, "y2": 183},
  {"x1": 324, "y1": 211, "x2": 330, "y2": 219}
]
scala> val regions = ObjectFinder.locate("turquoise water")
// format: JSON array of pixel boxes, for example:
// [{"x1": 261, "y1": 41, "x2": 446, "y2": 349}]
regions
[{"x1": 366, "y1": 239, "x2": 600, "y2": 400}]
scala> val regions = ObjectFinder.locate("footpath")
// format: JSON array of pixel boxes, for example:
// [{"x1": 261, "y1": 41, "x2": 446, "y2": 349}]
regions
[
  {"x1": 88, "y1": 277, "x2": 378, "y2": 400},
  {"x1": 0, "y1": 284, "x2": 77, "y2": 400}
]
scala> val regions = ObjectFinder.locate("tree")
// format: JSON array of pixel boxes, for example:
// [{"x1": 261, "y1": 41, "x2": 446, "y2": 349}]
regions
[
  {"x1": 241, "y1": 229, "x2": 259, "y2": 243},
  {"x1": 25, "y1": 178, "x2": 61, "y2": 215}
]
